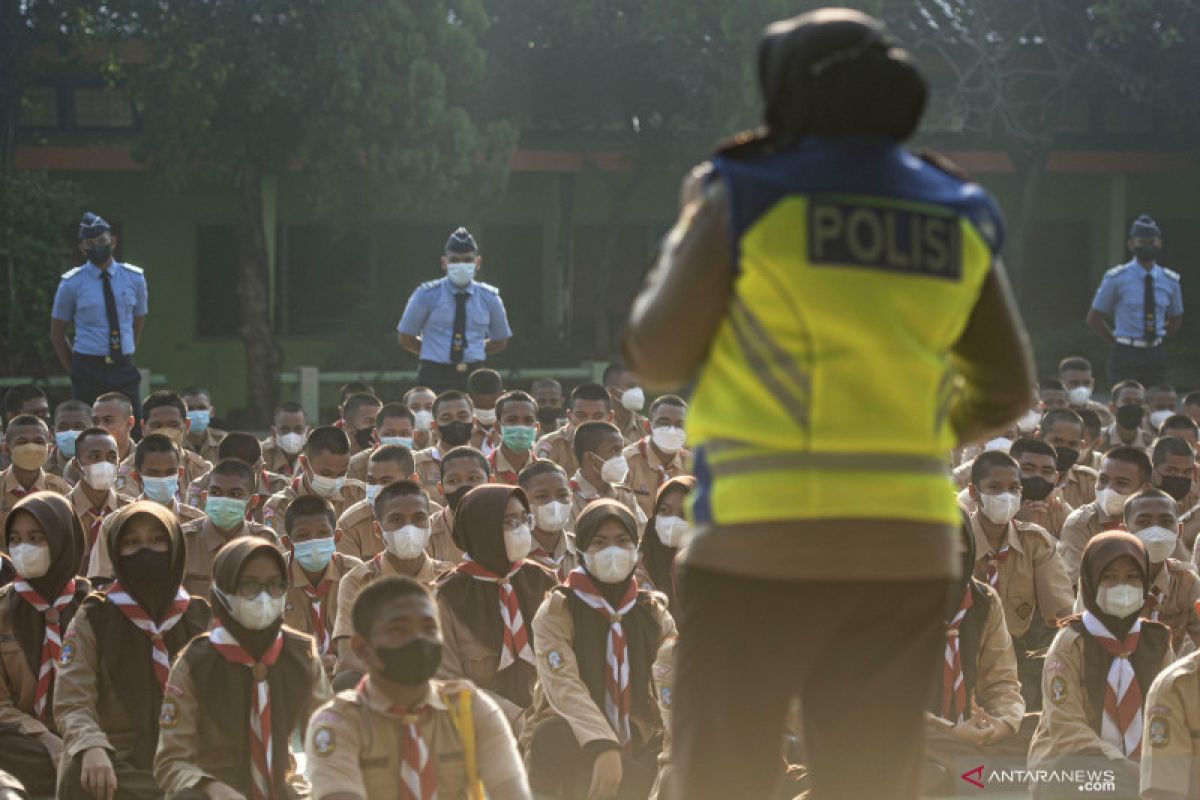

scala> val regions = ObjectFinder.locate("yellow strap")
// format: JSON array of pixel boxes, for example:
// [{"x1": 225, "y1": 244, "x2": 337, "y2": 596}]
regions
[{"x1": 442, "y1": 689, "x2": 483, "y2": 800}]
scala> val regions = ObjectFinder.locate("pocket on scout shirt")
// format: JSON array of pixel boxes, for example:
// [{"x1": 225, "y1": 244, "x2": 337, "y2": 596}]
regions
[{"x1": 1005, "y1": 575, "x2": 1036, "y2": 622}]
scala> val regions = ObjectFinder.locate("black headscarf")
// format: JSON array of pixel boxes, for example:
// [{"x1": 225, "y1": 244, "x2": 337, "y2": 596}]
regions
[
  {"x1": 638, "y1": 477, "x2": 694, "y2": 610},
  {"x1": 438, "y1": 484, "x2": 556, "y2": 708}
]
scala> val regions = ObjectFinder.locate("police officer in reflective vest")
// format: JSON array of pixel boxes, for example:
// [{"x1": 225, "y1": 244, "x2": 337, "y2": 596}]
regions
[{"x1": 624, "y1": 10, "x2": 1036, "y2": 800}]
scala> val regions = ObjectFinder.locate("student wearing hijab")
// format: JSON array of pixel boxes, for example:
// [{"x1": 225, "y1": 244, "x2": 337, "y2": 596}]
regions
[
  {"x1": 56, "y1": 501, "x2": 211, "y2": 800},
  {"x1": 435, "y1": 484, "x2": 557, "y2": 726},
  {"x1": 523, "y1": 500, "x2": 676, "y2": 800},
  {"x1": 154, "y1": 537, "x2": 331, "y2": 799},
  {"x1": 1028, "y1": 531, "x2": 1174, "y2": 798},
  {"x1": 0, "y1": 493, "x2": 90, "y2": 795},
  {"x1": 636, "y1": 477, "x2": 694, "y2": 608}
]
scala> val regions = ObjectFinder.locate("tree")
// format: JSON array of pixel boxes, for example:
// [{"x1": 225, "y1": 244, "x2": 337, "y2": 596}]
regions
[{"x1": 101, "y1": 0, "x2": 516, "y2": 422}]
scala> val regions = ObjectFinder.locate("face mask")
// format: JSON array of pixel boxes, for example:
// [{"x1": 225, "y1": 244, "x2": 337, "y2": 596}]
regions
[
  {"x1": 504, "y1": 524, "x2": 532, "y2": 563},
  {"x1": 55, "y1": 430, "x2": 81, "y2": 459},
  {"x1": 1053, "y1": 447, "x2": 1079, "y2": 475},
  {"x1": 1097, "y1": 583, "x2": 1144, "y2": 618},
  {"x1": 1116, "y1": 404, "x2": 1146, "y2": 431},
  {"x1": 537, "y1": 407, "x2": 563, "y2": 431},
  {"x1": 353, "y1": 427, "x2": 375, "y2": 450},
  {"x1": 600, "y1": 454, "x2": 630, "y2": 485},
  {"x1": 447, "y1": 262, "x2": 476, "y2": 288},
  {"x1": 1067, "y1": 386, "x2": 1092, "y2": 406},
  {"x1": 153, "y1": 426, "x2": 185, "y2": 444},
  {"x1": 501, "y1": 425, "x2": 538, "y2": 453},
  {"x1": 437, "y1": 421, "x2": 474, "y2": 448},
  {"x1": 474, "y1": 408, "x2": 497, "y2": 426},
  {"x1": 83, "y1": 461, "x2": 118, "y2": 492},
  {"x1": 293, "y1": 538, "x2": 336, "y2": 573},
  {"x1": 1016, "y1": 410, "x2": 1041, "y2": 434},
  {"x1": 373, "y1": 638, "x2": 442, "y2": 685},
  {"x1": 444, "y1": 485, "x2": 473, "y2": 512},
  {"x1": 309, "y1": 473, "x2": 346, "y2": 499},
  {"x1": 413, "y1": 410, "x2": 433, "y2": 432},
  {"x1": 205, "y1": 496, "x2": 248, "y2": 530},
  {"x1": 380, "y1": 436, "x2": 414, "y2": 450},
  {"x1": 187, "y1": 410, "x2": 211, "y2": 434},
  {"x1": 535, "y1": 500, "x2": 571, "y2": 532},
  {"x1": 1134, "y1": 525, "x2": 1178, "y2": 564},
  {"x1": 10, "y1": 443, "x2": 48, "y2": 471},
  {"x1": 119, "y1": 548, "x2": 171, "y2": 587},
  {"x1": 278, "y1": 432, "x2": 306, "y2": 455},
  {"x1": 85, "y1": 244, "x2": 113, "y2": 264},
  {"x1": 1150, "y1": 410, "x2": 1174, "y2": 430},
  {"x1": 141, "y1": 474, "x2": 179, "y2": 504},
  {"x1": 382, "y1": 525, "x2": 432, "y2": 559},
  {"x1": 221, "y1": 590, "x2": 286, "y2": 631},
  {"x1": 9, "y1": 543, "x2": 50, "y2": 580},
  {"x1": 984, "y1": 437, "x2": 1013, "y2": 453},
  {"x1": 621, "y1": 387, "x2": 646, "y2": 413},
  {"x1": 1158, "y1": 475, "x2": 1193, "y2": 503},
  {"x1": 1097, "y1": 486, "x2": 1130, "y2": 518},
  {"x1": 651, "y1": 426, "x2": 687, "y2": 454},
  {"x1": 584, "y1": 545, "x2": 638, "y2": 583},
  {"x1": 366, "y1": 484, "x2": 383, "y2": 506},
  {"x1": 1134, "y1": 244, "x2": 1159, "y2": 261},
  {"x1": 1020, "y1": 477, "x2": 1054, "y2": 503},
  {"x1": 655, "y1": 515, "x2": 691, "y2": 548},
  {"x1": 978, "y1": 491, "x2": 1020, "y2": 525}
]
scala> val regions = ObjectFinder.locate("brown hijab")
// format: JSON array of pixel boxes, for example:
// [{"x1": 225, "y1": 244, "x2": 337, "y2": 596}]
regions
[
  {"x1": 1078, "y1": 530, "x2": 1149, "y2": 641},
  {"x1": 638, "y1": 477, "x2": 694, "y2": 609}
]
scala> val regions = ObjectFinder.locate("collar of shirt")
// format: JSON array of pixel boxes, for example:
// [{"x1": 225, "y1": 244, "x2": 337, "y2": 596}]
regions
[
  {"x1": 534, "y1": 531, "x2": 575, "y2": 561},
  {"x1": 493, "y1": 447, "x2": 535, "y2": 474},
  {"x1": 360, "y1": 675, "x2": 448, "y2": 714},
  {"x1": 571, "y1": 471, "x2": 607, "y2": 499},
  {"x1": 84, "y1": 260, "x2": 118, "y2": 279},
  {"x1": 1123, "y1": 257, "x2": 1160, "y2": 274},
  {"x1": 289, "y1": 550, "x2": 333, "y2": 588},
  {"x1": 971, "y1": 513, "x2": 1025, "y2": 559},
  {"x1": 201, "y1": 517, "x2": 246, "y2": 554},
  {"x1": 638, "y1": 437, "x2": 683, "y2": 471},
  {"x1": 3, "y1": 467, "x2": 45, "y2": 496},
  {"x1": 68, "y1": 483, "x2": 117, "y2": 515},
  {"x1": 1151, "y1": 560, "x2": 1173, "y2": 595},
  {"x1": 441, "y1": 276, "x2": 475, "y2": 296}
]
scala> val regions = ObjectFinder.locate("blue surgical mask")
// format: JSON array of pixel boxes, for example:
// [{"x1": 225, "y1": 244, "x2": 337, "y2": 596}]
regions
[
  {"x1": 380, "y1": 436, "x2": 414, "y2": 450},
  {"x1": 205, "y1": 495, "x2": 248, "y2": 530},
  {"x1": 293, "y1": 538, "x2": 336, "y2": 573},
  {"x1": 55, "y1": 430, "x2": 82, "y2": 458},
  {"x1": 366, "y1": 483, "x2": 383, "y2": 506},
  {"x1": 187, "y1": 409, "x2": 211, "y2": 434},
  {"x1": 142, "y1": 474, "x2": 179, "y2": 505}
]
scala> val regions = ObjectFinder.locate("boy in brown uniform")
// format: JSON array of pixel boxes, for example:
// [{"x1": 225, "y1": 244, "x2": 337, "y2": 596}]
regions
[
  {"x1": 1150, "y1": 436, "x2": 1200, "y2": 523},
  {"x1": 306, "y1": 575, "x2": 531, "y2": 799},
  {"x1": 535, "y1": 383, "x2": 614, "y2": 477},
  {"x1": 1140, "y1": 615, "x2": 1200, "y2": 798},
  {"x1": 603, "y1": 363, "x2": 649, "y2": 446},
  {"x1": 623, "y1": 395, "x2": 691, "y2": 519},
  {"x1": 1008, "y1": 438, "x2": 1074, "y2": 537},
  {"x1": 179, "y1": 385, "x2": 226, "y2": 463},
  {"x1": 260, "y1": 401, "x2": 309, "y2": 477},
  {"x1": 341, "y1": 392, "x2": 384, "y2": 458},
  {"x1": 1122, "y1": 489, "x2": 1200, "y2": 653},
  {"x1": 1038, "y1": 408, "x2": 1099, "y2": 509},
  {"x1": 1102, "y1": 381, "x2": 1157, "y2": 452},
  {"x1": 347, "y1": 403, "x2": 416, "y2": 482},
  {"x1": 489, "y1": 391, "x2": 540, "y2": 485},
  {"x1": 184, "y1": 432, "x2": 287, "y2": 519},
  {"x1": 404, "y1": 386, "x2": 438, "y2": 451},
  {"x1": 569, "y1": 421, "x2": 646, "y2": 525},
  {"x1": 262, "y1": 425, "x2": 366, "y2": 535},
  {"x1": 119, "y1": 392, "x2": 212, "y2": 499},
  {"x1": 47, "y1": 400, "x2": 93, "y2": 481},
  {"x1": 63, "y1": 392, "x2": 137, "y2": 488},
  {"x1": 467, "y1": 368, "x2": 505, "y2": 457},
  {"x1": 518, "y1": 460, "x2": 578, "y2": 581},
  {"x1": 413, "y1": 391, "x2": 478, "y2": 502},
  {"x1": 1058, "y1": 356, "x2": 1114, "y2": 427},
  {"x1": 426, "y1": 447, "x2": 491, "y2": 564},
  {"x1": 337, "y1": 444, "x2": 419, "y2": 561},
  {"x1": 0, "y1": 416, "x2": 71, "y2": 530},
  {"x1": 64, "y1": 428, "x2": 132, "y2": 566}
]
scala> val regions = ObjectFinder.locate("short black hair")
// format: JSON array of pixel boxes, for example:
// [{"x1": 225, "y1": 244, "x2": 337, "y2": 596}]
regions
[
  {"x1": 530, "y1": 378, "x2": 562, "y2": 393},
  {"x1": 1077, "y1": 408, "x2": 1102, "y2": 439},
  {"x1": 971, "y1": 451, "x2": 1019, "y2": 485},
  {"x1": 210, "y1": 458, "x2": 256, "y2": 489},
  {"x1": 141, "y1": 391, "x2": 187, "y2": 422},
  {"x1": 1161, "y1": 414, "x2": 1199, "y2": 435},
  {"x1": 1111, "y1": 380, "x2": 1145, "y2": 403},
  {"x1": 74, "y1": 426, "x2": 115, "y2": 453},
  {"x1": 94, "y1": 392, "x2": 134, "y2": 416},
  {"x1": 1058, "y1": 356, "x2": 1092, "y2": 374},
  {"x1": 1151, "y1": 435, "x2": 1195, "y2": 467},
  {"x1": 649, "y1": 394, "x2": 687, "y2": 417},
  {"x1": 1010, "y1": 437, "x2": 1056, "y2": 462},
  {"x1": 134, "y1": 433, "x2": 181, "y2": 470},
  {"x1": 179, "y1": 386, "x2": 212, "y2": 403},
  {"x1": 369, "y1": 443, "x2": 415, "y2": 475},
  {"x1": 1038, "y1": 379, "x2": 1066, "y2": 393},
  {"x1": 439, "y1": 445, "x2": 488, "y2": 480},
  {"x1": 284, "y1": 494, "x2": 336, "y2": 535},
  {"x1": 433, "y1": 390, "x2": 473, "y2": 418},
  {"x1": 338, "y1": 381, "x2": 375, "y2": 404},
  {"x1": 352, "y1": 575, "x2": 432, "y2": 638},
  {"x1": 495, "y1": 390, "x2": 537, "y2": 420},
  {"x1": 573, "y1": 421, "x2": 622, "y2": 464},
  {"x1": 517, "y1": 459, "x2": 567, "y2": 490},
  {"x1": 5, "y1": 415, "x2": 48, "y2": 437},
  {"x1": 1124, "y1": 487, "x2": 1177, "y2": 524},
  {"x1": 273, "y1": 401, "x2": 306, "y2": 421},
  {"x1": 54, "y1": 399, "x2": 92, "y2": 422},
  {"x1": 1040, "y1": 408, "x2": 1084, "y2": 434},
  {"x1": 466, "y1": 368, "x2": 503, "y2": 396},
  {"x1": 343, "y1": 393, "x2": 383, "y2": 421},
  {"x1": 4, "y1": 384, "x2": 46, "y2": 417},
  {"x1": 373, "y1": 479, "x2": 427, "y2": 519},
  {"x1": 305, "y1": 425, "x2": 350, "y2": 458},
  {"x1": 602, "y1": 363, "x2": 630, "y2": 387},
  {"x1": 376, "y1": 403, "x2": 415, "y2": 426},
  {"x1": 1102, "y1": 446, "x2": 1153, "y2": 484},
  {"x1": 569, "y1": 382, "x2": 611, "y2": 410},
  {"x1": 402, "y1": 386, "x2": 435, "y2": 404},
  {"x1": 217, "y1": 432, "x2": 262, "y2": 465}
]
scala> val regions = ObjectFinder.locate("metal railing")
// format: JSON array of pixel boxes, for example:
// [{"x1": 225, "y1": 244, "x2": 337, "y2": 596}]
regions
[{"x1": 0, "y1": 369, "x2": 167, "y2": 399}]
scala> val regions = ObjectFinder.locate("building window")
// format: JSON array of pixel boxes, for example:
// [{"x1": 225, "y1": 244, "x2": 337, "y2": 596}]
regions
[
  {"x1": 195, "y1": 225, "x2": 241, "y2": 338},
  {"x1": 72, "y1": 87, "x2": 134, "y2": 129}
]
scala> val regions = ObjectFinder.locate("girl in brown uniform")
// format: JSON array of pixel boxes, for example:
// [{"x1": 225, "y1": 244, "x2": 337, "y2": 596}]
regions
[
  {"x1": 0, "y1": 493, "x2": 89, "y2": 795},
  {"x1": 635, "y1": 477, "x2": 694, "y2": 609}
]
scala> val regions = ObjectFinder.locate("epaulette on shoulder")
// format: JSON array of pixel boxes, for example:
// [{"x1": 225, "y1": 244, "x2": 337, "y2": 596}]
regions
[
  {"x1": 418, "y1": 279, "x2": 442, "y2": 291},
  {"x1": 475, "y1": 281, "x2": 501, "y2": 295},
  {"x1": 60, "y1": 266, "x2": 83, "y2": 281},
  {"x1": 120, "y1": 263, "x2": 144, "y2": 275},
  {"x1": 1105, "y1": 264, "x2": 1127, "y2": 278},
  {"x1": 1164, "y1": 267, "x2": 1181, "y2": 282}
]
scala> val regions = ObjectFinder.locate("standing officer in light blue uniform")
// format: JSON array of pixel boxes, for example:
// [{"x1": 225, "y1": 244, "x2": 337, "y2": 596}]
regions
[
  {"x1": 1087, "y1": 214, "x2": 1183, "y2": 387},
  {"x1": 49, "y1": 212, "x2": 148, "y2": 408},
  {"x1": 396, "y1": 226, "x2": 513, "y2": 393}
]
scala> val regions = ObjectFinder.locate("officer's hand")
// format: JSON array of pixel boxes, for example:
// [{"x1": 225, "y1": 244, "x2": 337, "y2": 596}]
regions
[
  {"x1": 589, "y1": 749, "x2": 623, "y2": 800},
  {"x1": 204, "y1": 781, "x2": 246, "y2": 800},
  {"x1": 37, "y1": 731, "x2": 63, "y2": 767},
  {"x1": 80, "y1": 746, "x2": 117, "y2": 800}
]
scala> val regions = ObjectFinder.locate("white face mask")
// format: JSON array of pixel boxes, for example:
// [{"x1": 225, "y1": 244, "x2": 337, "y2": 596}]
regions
[
  {"x1": 474, "y1": 408, "x2": 497, "y2": 426},
  {"x1": 984, "y1": 437, "x2": 1014, "y2": 453},
  {"x1": 10, "y1": 543, "x2": 50, "y2": 580},
  {"x1": 535, "y1": 500, "x2": 571, "y2": 532},
  {"x1": 600, "y1": 454, "x2": 630, "y2": 485},
  {"x1": 278, "y1": 432, "x2": 306, "y2": 455},
  {"x1": 978, "y1": 491, "x2": 1021, "y2": 525},
  {"x1": 1150, "y1": 409, "x2": 1175, "y2": 429},
  {"x1": 1135, "y1": 525, "x2": 1178, "y2": 563},
  {"x1": 584, "y1": 545, "x2": 638, "y2": 583},
  {"x1": 504, "y1": 524, "x2": 533, "y2": 563},
  {"x1": 447, "y1": 262, "x2": 476, "y2": 287},
  {"x1": 382, "y1": 525, "x2": 431, "y2": 559},
  {"x1": 1097, "y1": 583, "x2": 1144, "y2": 618},
  {"x1": 310, "y1": 473, "x2": 346, "y2": 499},
  {"x1": 222, "y1": 591, "x2": 286, "y2": 631},
  {"x1": 1067, "y1": 386, "x2": 1093, "y2": 406},
  {"x1": 651, "y1": 426, "x2": 686, "y2": 454},
  {"x1": 1097, "y1": 486, "x2": 1130, "y2": 518},
  {"x1": 83, "y1": 461, "x2": 118, "y2": 491},
  {"x1": 1017, "y1": 409, "x2": 1041, "y2": 434},
  {"x1": 655, "y1": 515, "x2": 691, "y2": 548},
  {"x1": 621, "y1": 387, "x2": 646, "y2": 412},
  {"x1": 413, "y1": 410, "x2": 434, "y2": 432}
]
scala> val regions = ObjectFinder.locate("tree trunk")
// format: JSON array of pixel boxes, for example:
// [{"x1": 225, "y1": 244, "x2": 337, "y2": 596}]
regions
[{"x1": 236, "y1": 163, "x2": 282, "y2": 425}]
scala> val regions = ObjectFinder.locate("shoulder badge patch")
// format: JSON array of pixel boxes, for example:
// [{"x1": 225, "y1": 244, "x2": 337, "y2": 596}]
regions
[
  {"x1": 159, "y1": 699, "x2": 179, "y2": 730},
  {"x1": 1049, "y1": 675, "x2": 1067, "y2": 705},
  {"x1": 312, "y1": 726, "x2": 336, "y2": 757},
  {"x1": 59, "y1": 642, "x2": 75, "y2": 666},
  {"x1": 1149, "y1": 716, "x2": 1170, "y2": 747},
  {"x1": 547, "y1": 650, "x2": 565, "y2": 673}
]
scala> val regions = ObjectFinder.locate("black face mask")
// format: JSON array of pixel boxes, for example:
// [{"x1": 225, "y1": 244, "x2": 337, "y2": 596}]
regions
[
  {"x1": 437, "y1": 421, "x2": 474, "y2": 448},
  {"x1": 1134, "y1": 244, "x2": 1160, "y2": 261},
  {"x1": 444, "y1": 484, "x2": 474, "y2": 512},
  {"x1": 1053, "y1": 447, "x2": 1080, "y2": 476},
  {"x1": 118, "y1": 548, "x2": 171, "y2": 588},
  {"x1": 354, "y1": 427, "x2": 375, "y2": 450},
  {"x1": 373, "y1": 638, "x2": 442, "y2": 685},
  {"x1": 537, "y1": 407, "x2": 563, "y2": 431},
  {"x1": 85, "y1": 244, "x2": 113, "y2": 264},
  {"x1": 1021, "y1": 476, "x2": 1055, "y2": 502},
  {"x1": 1116, "y1": 404, "x2": 1146, "y2": 431},
  {"x1": 1158, "y1": 475, "x2": 1193, "y2": 503}
]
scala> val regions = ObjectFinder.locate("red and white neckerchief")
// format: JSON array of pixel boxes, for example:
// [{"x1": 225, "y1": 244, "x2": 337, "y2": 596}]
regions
[
  {"x1": 359, "y1": 677, "x2": 437, "y2": 800},
  {"x1": 211, "y1": 624, "x2": 284, "y2": 800},
  {"x1": 637, "y1": 439, "x2": 671, "y2": 489},
  {"x1": 1082, "y1": 610, "x2": 1144, "y2": 759},
  {"x1": 1145, "y1": 585, "x2": 1165, "y2": 622},
  {"x1": 565, "y1": 568, "x2": 639, "y2": 746},
  {"x1": 985, "y1": 545, "x2": 1009, "y2": 591},
  {"x1": 106, "y1": 582, "x2": 190, "y2": 689},
  {"x1": 456, "y1": 558, "x2": 534, "y2": 670},
  {"x1": 87, "y1": 503, "x2": 113, "y2": 551},
  {"x1": 530, "y1": 546, "x2": 568, "y2": 582},
  {"x1": 942, "y1": 585, "x2": 974, "y2": 723},
  {"x1": 13, "y1": 577, "x2": 76, "y2": 720},
  {"x1": 298, "y1": 570, "x2": 333, "y2": 655}
]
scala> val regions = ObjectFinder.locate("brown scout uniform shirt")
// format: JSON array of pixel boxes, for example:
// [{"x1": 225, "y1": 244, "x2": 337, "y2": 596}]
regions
[
  {"x1": 1140, "y1": 648, "x2": 1200, "y2": 796},
  {"x1": 569, "y1": 472, "x2": 647, "y2": 527},
  {"x1": 335, "y1": 500, "x2": 384, "y2": 562},
  {"x1": 622, "y1": 439, "x2": 691, "y2": 519},
  {"x1": 413, "y1": 448, "x2": 449, "y2": 506},
  {"x1": 283, "y1": 552, "x2": 362, "y2": 647},
  {"x1": 66, "y1": 483, "x2": 134, "y2": 566},
  {"x1": 535, "y1": 426, "x2": 578, "y2": 476},
  {"x1": 114, "y1": 448, "x2": 211, "y2": 499},
  {"x1": 183, "y1": 427, "x2": 226, "y2": 464},
  {"x1": 184, "y1": 468, "x2": 287, "y2": 522},
  {"x1": 259, "y1": 439, "x2": 299, "y2": 478},
  {"x1": 178, "y1": 517, "x2": 279, "y2": 600},
  {"x1": 0, "y1": 584, "x2": 82, "y2": 738},
  {"x1": 86, "y1": 500, "x2": 206, "y2": 581},
  {"x1": 529, "y1": 532, "x2": 579, "y2": 583},
  {"x1": 305, "y1": 676, "x2": 527, "y2": 800},
  {"x1": 969, "y1": 514, "x2": 1074, "y2": 639},
  {"x1": 614, "y1": 411, "x2": 648, "y2": 447},
  {"x1": 331, "y1": 554, "x2": 450, "y2": 642},
  {"x1": 43, "y1": 448, "x2": 73, "y2": 483},
  {"x1": 1061, "y1": 465, "x2": 1099, "y2": 511},
  {"x1": 428, "y1": 508, "x2": 464, "y2": 565},
  {"x1": 1147, "y1": 559, "x2": 1200, "y2": 654},
  {"x1": 0, "y1": 467, "x2": 71, "y2": 531},
  {"x1": 262, "y1": 476, "x2": 366, "y2": 537},
  {"x1": 1059, "y1": 503, "x2": 1193, "y2": 588},
  {"x1": 347, "y1": 448, "x2": 371, "y2": 483}
]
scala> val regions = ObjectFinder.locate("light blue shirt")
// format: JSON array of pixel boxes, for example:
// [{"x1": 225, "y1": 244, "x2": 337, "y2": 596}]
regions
[
  {"x1": 397, "y1": 276, "x2": 512, "y2": 364},
  {"x1": 1091, "y1": 259, "x2": 1183, "y2": 339},
  {"x1": 51, "y1": 261, "x2": 149, "y2": 356}
]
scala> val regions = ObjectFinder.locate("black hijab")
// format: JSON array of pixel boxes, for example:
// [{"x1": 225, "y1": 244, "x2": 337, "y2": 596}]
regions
[{"x1": 637, "y1": 477, "x2": 694, "y2": 609}]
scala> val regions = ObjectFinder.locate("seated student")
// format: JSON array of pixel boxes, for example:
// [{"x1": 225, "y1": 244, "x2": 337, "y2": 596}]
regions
[
  {"x1": 63, "y1": 393, "x2": 137, "y2": 489},
  {"x1": 347, "y1": 403, "x2": 416, "y2": 482},
  {"x1": 523, "y1": 500, "x2": 675, "y2": 799},
  {"x1": 1139, "y1": 605, "x2": 1200, "y2": 799},
  {"x1": 1102, "y1": 381, "x2": 1156, "y2": 452},
  {"x1": 1159, "y1": 414, "x2": 1199, "y2": 449},
  {"x1": 341, "y1": 392, "x2": 384, "y2": 459},
  {"x1": 1120, "y1": 489, "x2": 1200, "y2": 654},
  {"x1": 1038, "y1": 408, "x2": 1099, "y2": 509},
  {"x1": 429, "y1": 446, "x2": 491, "y2": 564},
  {"x1": 518, "y1": 460, "x2": 578, "y2": 581},
  {"x1": 333, "y1": 481, "x2": 453, "y2": 689},
  {"x1": 536, "y1": 383, "x2": 615, "y2": 477},
  {"x1": 414, "y1": 391, "x2": 479, "y2": 501},
  {"x1": 184, "y1": 432, "x2": 288, "y2": 519},
  {"x1": 1039, "y1": 379, "x2": 1069, "y2": 412},
  {"x1": 1028, "y1": 532, "x2": 1173, "y2": 799},
  {"x1": 335, "y1": 382, "x2": 375, "y2": 427},
  {"x1": 1007, "y1": 438, "x2": 1074, "y2": 537},
  {"x1": 56, "y1": 501, "x2": 211, "y2": 800},
  {"x1": 532, "y1": 377, "x2": 566, "y2": 431},
  {"x1": 1059, "y1": 447, "x2": 1158, "y2": 586},
  {"x1": 403, "y1": 386, "x2": 438, "y2": 450},
  {"x1": 260, "y1": 401, "x2": 309, "y2": 478},
  {"x1": 435, "y1": 485, "x2": 557, "y2": 725},
  {"x1": 490, "y1": 391, "x2": 541, "y2": 485},
  {"x1": 179, "y1": 386, "x2": 227, "y2": 463},
  {"x1": 636, "y1": 477, "x2": 694, "y2": 609},
  {"x1": 179, "y1": 459, "x2": 278, "y2": 599},
  {"x1": 1148, "y1": 385, "x2": 1180, "y2": 431},
  {"x1": 1150, "y1": 436, "x2": 1200, "y2": 519},
  {"x1": 63, "y1": 428, "x2": 133, "y2": 566},
  {"x1": 337, "y1": 444, "x2": 420, "y2": 561},
  {"x1": 2, "y1": 385, "x2": 48, "y2": 427},
  {"x1": 305, "y1": 575, "x2": 532, "y2": 800},
  {"x1": 569, "y1": 421, "x2": 646, "y2": 525},
  {"x1": 1077, "y1": 408, "x2": 1105, "y2": 472},
  {"x1": 604, "y1": 363, "x2": 649, "y2": 447},
  {"x1": 88, "y1": 435, "x2": 205, "y2": 582},
  {"x1": 0, "y1": 493, "x2": 90, "y2": 796},
  {"x1": 1059, "y1": 356, "x2": 1114, "y2": 428},
  {"x1": 281, "y1": 495, "x2": 362, "y2": 673},
  {"x1": 0, "y1": 415, "x2": 71, "y2": 529},
  {"x1": 154, "y1": 537, "x2": 331, "y2": 799},
  {"x1": 262, "y1": 425, "x2": 366, "y2": 534},
  {"x1": 624, "y1": 395, "x2": 691, "y2": 519},
  {"x1": 121, "y1": 392, "x2": 211, "y2": 498},
  {"x1": 467, "y1": 368, "x2": 505, "y2": 457},
  {"x1": 952, "y1": 425, "x2": 1021, "y2": 490},
  {"x1": 48, "y1": 400, "x2": 93, "y2": 481}
]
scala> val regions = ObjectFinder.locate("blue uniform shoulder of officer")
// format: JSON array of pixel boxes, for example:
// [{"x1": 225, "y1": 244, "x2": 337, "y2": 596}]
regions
[
  {"x1": 1163, "y1": 266, "x2": 1181, "y2": 282},
  {"x1": 475, "y1": 281, "x2": 501, "y2": 295},
  {"x1": 120, "y1": 262, "x2": 144, "y2": 275},
  {"x1": 418, "y1": 278, "x2": 442, "y2": 292},
  {"x1": 59, "y1": 265, "x2": 84, "y2": 282}
]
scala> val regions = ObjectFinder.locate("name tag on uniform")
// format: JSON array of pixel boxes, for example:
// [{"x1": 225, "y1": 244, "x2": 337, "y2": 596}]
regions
[{"x1": 807, "y1": 198, "x2": 962, "y2": 280}]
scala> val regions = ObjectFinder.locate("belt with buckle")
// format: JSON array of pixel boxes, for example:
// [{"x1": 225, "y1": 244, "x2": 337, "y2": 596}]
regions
[
  {"x1": 455, "y1": 363, "x2": 468, "y2": 373},
  {"x1": 1115, "y1": 336, "x2": 1163, "y2": 349}
]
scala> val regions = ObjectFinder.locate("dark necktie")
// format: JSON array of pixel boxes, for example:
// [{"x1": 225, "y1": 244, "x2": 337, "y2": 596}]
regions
[
  {"x1": 450, "y1": 291, "x2": 468, "y2": 364},
  {"x1": 1144, "y1": 272, "x2": 1157, "y2": 340},
  {"x1": 100, "y1": 270, "x2": 122, "y2": 359}
]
